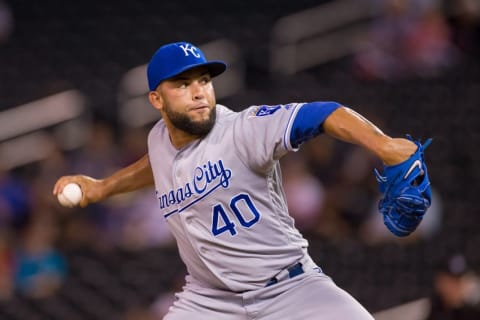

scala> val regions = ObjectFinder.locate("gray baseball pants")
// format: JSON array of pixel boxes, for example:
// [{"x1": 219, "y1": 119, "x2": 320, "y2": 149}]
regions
[{"x1": 163, "y1": 271, "x2": 374, "y2": 319}]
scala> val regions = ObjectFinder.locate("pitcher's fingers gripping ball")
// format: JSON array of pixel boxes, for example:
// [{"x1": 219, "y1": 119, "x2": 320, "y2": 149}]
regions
[
  {"x1": 57, "y1": 183, "x2": 83, "y2": 208},
  {"x1": 374, "y1": 135, "x2": 433, "y2": 237}
]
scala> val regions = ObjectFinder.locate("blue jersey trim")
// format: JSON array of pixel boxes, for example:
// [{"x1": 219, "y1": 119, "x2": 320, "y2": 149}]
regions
[
  {"x1": 289, "y1": 101, "x2": 341, "y2": 148},
  {"x1": 283, "y1": 103, "x2": 303, "y2": 151}
]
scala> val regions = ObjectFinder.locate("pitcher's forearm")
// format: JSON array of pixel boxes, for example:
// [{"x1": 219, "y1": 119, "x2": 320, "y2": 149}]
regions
[
  {"x1": 101, "y1": 154, "x2": 155, "y2": 198},
  {"x1": 323, "y1": 107, "x2": 417, "y2": 165},
  {"x1": 53, "y1": 154, "x2": 155, "y2": 207}
]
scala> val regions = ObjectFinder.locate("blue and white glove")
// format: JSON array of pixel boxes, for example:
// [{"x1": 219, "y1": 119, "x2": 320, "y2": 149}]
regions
[{"x1": 374, "y1": 136, "x2": 433, "y2": 237}]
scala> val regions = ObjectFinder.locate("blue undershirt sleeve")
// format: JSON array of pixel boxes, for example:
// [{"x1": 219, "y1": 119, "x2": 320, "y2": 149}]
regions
[{"x1": 289, "y1": 101, "x2": 341, "y2": 148}]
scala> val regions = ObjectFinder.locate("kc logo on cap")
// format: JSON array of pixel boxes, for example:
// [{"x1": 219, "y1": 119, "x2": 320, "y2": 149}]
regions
[
  {"x1": 147, "y1": 41, "x2": 227, "y2": 91},
  {"x1": 178, "y1": 43, "x2": 201, "y2": 58}
]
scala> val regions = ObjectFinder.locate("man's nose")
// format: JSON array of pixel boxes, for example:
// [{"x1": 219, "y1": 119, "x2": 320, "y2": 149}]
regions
[{"x1": 191, "y1": 82, "x2": 205, "y2": 100}]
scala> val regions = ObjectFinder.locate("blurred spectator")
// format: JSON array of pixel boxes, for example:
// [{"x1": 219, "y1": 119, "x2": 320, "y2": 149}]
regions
[
  {"x1": 353, "y1": 0, "x2": 457, "y2": 80},
  {"x1": 299, "y1": 137, "x2": 352, "y2": 240},
  {"x1": 281, "y1": 151, "x2": 326, "y2": 234},
  {"x1": 103, "y1": 189, "x2": 175, "y2": 251},
  {"x1": 443, "y1": 0, "x2": 480, "y2": 57},
  {"x1": 303, "y1": 135, "x2": 341, "y2": 188},
  {"x1": 0, "y1": 168, "x2": 31, "y2": 230},
  {"x1": 0, "y1": 0, "x2": 13, "y2": 44},
  {"x1": 95, "y1": 125, "x2": 175, "y2": 251},
  {"x1": 404, "y1": 4, "x2": 457, "y2": 77},
  {"x1": 18, "y1": 142, "x2": 100, "y2": 251},
  {"x1": 13, "y1": 215, "x2": 67, "y2": 299},
  {"x1": 30, "y1": 144, "x2": 71, "y2": 215},
  {"x1": 60, "y1": 208, "x2": 99, "y2": 250},
  {"x1": 69, "y1": 121, "x2": 120, "y2": 178},
  {"x1": 425, "y1": 253, "x2": 480, "y2": 319},
  {"x1": 0, "y1": 228, "x2": 13, "y2": 300},
  {"x1": 118, "y1": 126, "x2": 150, "y2": 166},
  {"x1": 321, "y1": 146, "x2": 380, "y2": 240},
  {"x1": 68, "y1": 121, "x2": 121, "y2": 247}
]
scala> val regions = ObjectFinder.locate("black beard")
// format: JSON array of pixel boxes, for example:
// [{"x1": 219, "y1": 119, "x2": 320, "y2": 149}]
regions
[{"x1": 164, "y1": 105, "x2": 216, "y2": 136}]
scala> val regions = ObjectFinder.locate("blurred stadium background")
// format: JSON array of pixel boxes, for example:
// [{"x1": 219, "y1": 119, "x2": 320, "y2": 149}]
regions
[{"x1": 0, "y1": 0, "x2": 479, "y2": 319}]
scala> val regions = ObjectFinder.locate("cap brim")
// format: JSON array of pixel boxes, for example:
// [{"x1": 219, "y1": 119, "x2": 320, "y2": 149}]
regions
[
  {"x1": 161, "y1": 61, "x2": 227, "y2": 83},
  {"x1": 204, "y1": 61, "x2": 227, "y2": 78}
]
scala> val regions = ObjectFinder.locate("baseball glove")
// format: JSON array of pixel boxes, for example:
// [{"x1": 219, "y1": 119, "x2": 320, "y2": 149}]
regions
[{"x1": 374, "y1": 135, "x2": 432, "y2": 237}]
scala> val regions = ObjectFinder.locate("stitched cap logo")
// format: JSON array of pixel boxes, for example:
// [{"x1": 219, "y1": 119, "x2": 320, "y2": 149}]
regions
[
  {"x1": 178, "y1": 43, "x2": 201, "y2": 58},
  {"x1": 147, "y1": 41, "x2": 227, "y2": 91}
]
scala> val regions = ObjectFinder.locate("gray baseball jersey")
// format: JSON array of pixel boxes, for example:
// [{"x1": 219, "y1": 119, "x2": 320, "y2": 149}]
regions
[
  {"x1": 148, "y1": 103, "x2": 374, "y2": 319},
  {"x1": 148, "y1": 103, "x2": 309, "y2": 292}
]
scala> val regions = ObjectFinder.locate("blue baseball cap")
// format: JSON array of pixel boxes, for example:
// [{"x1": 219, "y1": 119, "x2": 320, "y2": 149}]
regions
[{"x1": 147, "y1": 42, "x2": 227, "y2": 91}]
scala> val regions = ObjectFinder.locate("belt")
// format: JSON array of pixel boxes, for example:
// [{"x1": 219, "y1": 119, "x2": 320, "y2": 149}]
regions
[{"x1": 265, "y1": 262, "x2": 305, "y2": 287}]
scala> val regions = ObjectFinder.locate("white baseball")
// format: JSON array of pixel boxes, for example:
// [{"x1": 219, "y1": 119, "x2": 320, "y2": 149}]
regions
[{"x1": 57, "y1": 183, "x2": 83, "y2": 207}]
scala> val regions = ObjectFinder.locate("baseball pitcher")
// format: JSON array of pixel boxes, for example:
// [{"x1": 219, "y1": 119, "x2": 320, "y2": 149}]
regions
[{"x1": 53, "y1": 42, "x2": 432, "y2": 319}]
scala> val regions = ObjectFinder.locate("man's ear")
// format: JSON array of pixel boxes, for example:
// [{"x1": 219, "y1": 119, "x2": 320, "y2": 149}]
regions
[{"x1": 148, "y1": 91, "x2": 163, "y2": 111}]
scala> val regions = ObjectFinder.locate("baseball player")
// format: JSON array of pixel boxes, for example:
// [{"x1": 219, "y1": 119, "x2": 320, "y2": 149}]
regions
[{"x1": 53, "y1": 42, "x2": 432, "y2": 319}]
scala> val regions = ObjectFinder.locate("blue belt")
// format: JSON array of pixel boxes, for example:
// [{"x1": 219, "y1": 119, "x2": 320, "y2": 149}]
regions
[{"x1": 265, "y1": 262, "x2": 304, "y2": 287}]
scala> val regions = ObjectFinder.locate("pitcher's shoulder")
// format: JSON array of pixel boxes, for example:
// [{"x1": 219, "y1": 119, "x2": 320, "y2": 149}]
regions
[
  {"x1": 215, "y1": 104, "x2": 240, "y2": 123},
  {"x1": 147, "y1": 118, "x2": 167, "y2": 140}
]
